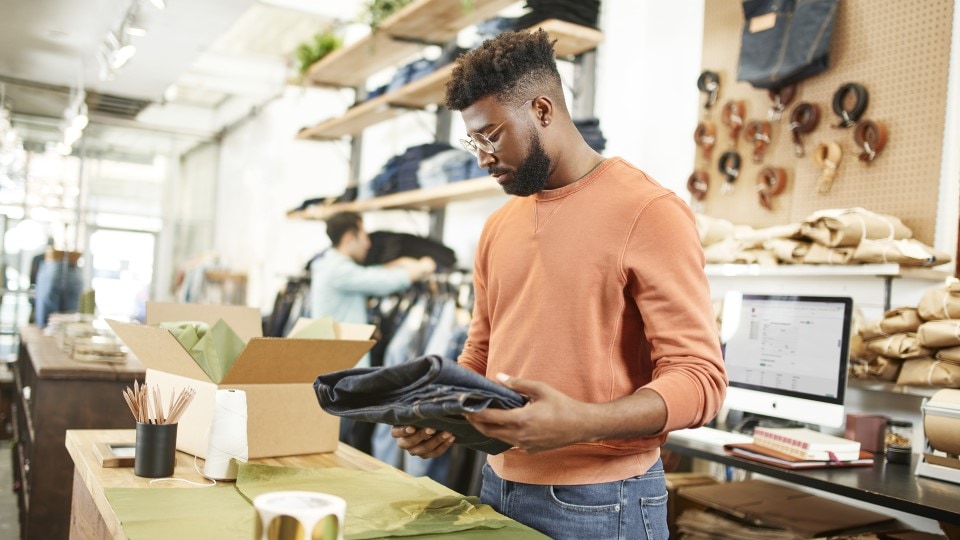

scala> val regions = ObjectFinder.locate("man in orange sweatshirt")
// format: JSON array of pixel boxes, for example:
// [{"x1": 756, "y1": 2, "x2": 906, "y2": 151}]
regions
[{"x1": 392, "y1": 29, "x2": 727, "y2": 539}]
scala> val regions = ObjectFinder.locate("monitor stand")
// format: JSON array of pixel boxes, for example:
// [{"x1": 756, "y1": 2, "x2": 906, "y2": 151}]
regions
[{"x1": 725, "y1": 409, "x2": 807, "y2": 435}]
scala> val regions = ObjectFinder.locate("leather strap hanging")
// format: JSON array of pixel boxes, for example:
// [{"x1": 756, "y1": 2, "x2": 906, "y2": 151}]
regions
[
  {"x1": 788, "y1": 102, "x2": 820, "y2": 157},
  {"x1": 721, "y1": 100, "x2": 745, "y2": 145},
  {"x1": 854, "y1": 120, "x2": 888, "y2": 162},
  {"x1": 767, "y1": 84, "x2": 797, "y2": 121},
  {"x1": 832, "y1": 83, "x2": 869, "y2": 128},
  {"x1": 697, "y1": 70, "x2": 720, "y2": 111},
  {"x1": 756, "y1": 167, "x2": 787, "y2": 210},
  {"x1": 744, "y1": 120, "x2": 771, "y2": 163},
  {"x1": 687, "y1": 170, "x2": 710, "y2": 201},
  {"x1": 718, "y1": 151, "x2": 741, "y2": 194},
  {"x1": 694, "y1": 121, "x2": 716, "y2": 161},
  {"x1": 813, "y1": 141, "x2": 843, "y2": 194}
]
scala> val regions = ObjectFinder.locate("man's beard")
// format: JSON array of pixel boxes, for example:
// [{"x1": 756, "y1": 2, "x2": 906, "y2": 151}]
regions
[{"x1": 500, "y1": 134, "x2": 552, "y2": 197}]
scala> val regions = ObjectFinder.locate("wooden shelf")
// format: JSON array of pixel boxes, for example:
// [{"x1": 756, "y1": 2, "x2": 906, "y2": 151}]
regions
[
  {"x1": 298, "y1": 19, "x2": 604, "y2": 140},
  {"x1": 302, "y1": 0, "x2": 518, "y2": 88},
  {"x1": 288, "y1": 176, "x2": 505, "y2": 220}
]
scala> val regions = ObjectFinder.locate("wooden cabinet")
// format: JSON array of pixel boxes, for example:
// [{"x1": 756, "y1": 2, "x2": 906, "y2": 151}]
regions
[{"x1": 10, "y1": 326, "x2": 144, "y2": 540}]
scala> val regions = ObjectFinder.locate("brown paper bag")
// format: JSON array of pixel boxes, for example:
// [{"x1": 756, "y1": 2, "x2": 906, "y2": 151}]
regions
[
  {"x1": 801, "y1": 242, "x2": 855, "y2": 264},
  {"x1": 852, "y1": 238, "x2": 952, "y2": 267},
  {"x1": 917, "y1": 279, "x2": 960, "y2": 321},
  {"x1": 917, "y1": 320, "x2": 960, "y2": 348},
  {"x1": 936, "y1": 346, "x2": 960, "y2": 363},
  {"x1": 763, "y1": 239, "x2": 810, "y2": 264},
  {"x1": 864, "y1": 333, "x2": 933, "y2": 359},
  {"x1": 800, "y1": 208, "x2": 912, "y2": 247},
  {"x1": 859, "y1": 308, "x2": 922, "y2": 341},
  {"x1": 896, "y1": 358, "x2": 960, "y2": 388},
  {"x1": 864, "y1": 356, "x2": 904, "y2": 381}
]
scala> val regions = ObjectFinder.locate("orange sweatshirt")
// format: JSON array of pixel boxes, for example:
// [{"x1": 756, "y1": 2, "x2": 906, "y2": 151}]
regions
[{"x1": 459, "y1": 157, "x2": 727, "y2": 485}]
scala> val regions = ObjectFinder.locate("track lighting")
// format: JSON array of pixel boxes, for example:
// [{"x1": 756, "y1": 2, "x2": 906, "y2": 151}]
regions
[{"x1": 98, "y1": 1, "x2": 152, "y2": 80}]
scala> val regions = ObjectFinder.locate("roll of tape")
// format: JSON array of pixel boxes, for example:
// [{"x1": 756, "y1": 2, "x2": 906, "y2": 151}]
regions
[
  {"x1": 203, "y1": 388, "x2": 248, "y2": 481},
  {"x1": 923, "y1": 389, "x2": 960, "y2": 456},
  {"x1": 254, "y1": 491, "x2": 346, "y2": 540}
]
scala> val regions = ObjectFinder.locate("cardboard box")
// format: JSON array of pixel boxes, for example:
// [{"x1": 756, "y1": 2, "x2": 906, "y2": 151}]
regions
[
  {"x1": 108, "y1": 302, "x2": 374, "y2": 459},
  {"x1": 676, "y1": 479, "x2": 896, "y2": 537},
  {"x1": 665, "y1": 473, "x2": 719, "y2": 538}
]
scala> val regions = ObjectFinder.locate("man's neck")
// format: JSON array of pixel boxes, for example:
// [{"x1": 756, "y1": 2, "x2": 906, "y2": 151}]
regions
[{"x1": 546, "y1": 142, "x2": 605, "y2": 190}]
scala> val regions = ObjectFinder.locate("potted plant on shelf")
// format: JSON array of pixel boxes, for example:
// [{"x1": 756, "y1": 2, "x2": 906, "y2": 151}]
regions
[{"x1": 294, "y1": 29, "x2": 343, "y2": 79}]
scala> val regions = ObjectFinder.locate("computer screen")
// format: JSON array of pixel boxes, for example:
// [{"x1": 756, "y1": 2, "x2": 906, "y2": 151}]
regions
[{"x1": 719, "y1": 292, "x2": 853, "y2": 429}]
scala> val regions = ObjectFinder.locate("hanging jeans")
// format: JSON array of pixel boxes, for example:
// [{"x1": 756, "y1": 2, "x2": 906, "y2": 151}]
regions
[
  {"x1": 34, "y1": 259, "x2": 83, "y2": 326},
  {"x1": 314, "y1": 355, "x2": 525, "y2": 455}
]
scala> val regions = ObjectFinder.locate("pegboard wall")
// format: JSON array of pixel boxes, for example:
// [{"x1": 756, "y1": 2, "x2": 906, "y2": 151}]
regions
[{"x1": 695, "y1": 0, "x2": 954, "y2": 244}]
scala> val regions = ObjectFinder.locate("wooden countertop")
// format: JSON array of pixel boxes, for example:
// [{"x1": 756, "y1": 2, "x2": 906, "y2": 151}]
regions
[
  {"x1": 66, "y1": 429, "x2": 398, "y2": 539},
  {"x1": 21, "y1": 325, "x2": 145, "y2": 381}
]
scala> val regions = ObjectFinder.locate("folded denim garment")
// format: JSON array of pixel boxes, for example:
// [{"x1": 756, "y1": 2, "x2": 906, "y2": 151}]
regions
[{"x1": 314, "y1": 355, "x2": 525, "y2": 454}]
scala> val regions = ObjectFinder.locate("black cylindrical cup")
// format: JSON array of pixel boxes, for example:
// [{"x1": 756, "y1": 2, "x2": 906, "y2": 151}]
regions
[{"x1": 134, "y1": 422, "x2": 178, "y2": 478}]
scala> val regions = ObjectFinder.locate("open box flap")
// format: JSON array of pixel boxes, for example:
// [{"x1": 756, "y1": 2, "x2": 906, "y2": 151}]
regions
[
  {"x1": 220, "y1": 338, "x2": 375, "y2": 384},
  {"x1": 107, "y1": 320, "x2": 213, "y2": 382},
  {"x1": 287, "y1": 317, "x2": 376, "y2": 341},
  {"x1": 145, "y1": 301, "x2": 262, "y2": 343}
]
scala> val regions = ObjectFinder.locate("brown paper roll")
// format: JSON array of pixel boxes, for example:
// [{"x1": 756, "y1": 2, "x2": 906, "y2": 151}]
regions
[{"x1": 924, "y1": 389, "x2": 960, "y2": 456}]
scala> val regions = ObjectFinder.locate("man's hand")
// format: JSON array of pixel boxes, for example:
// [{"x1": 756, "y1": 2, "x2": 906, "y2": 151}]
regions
[
  {"x1": 391, "y1": 426, "x2": 455, "y2": 459},
  {"x1": 465, "y1": 373, "x2": 597, "y2": 454}
]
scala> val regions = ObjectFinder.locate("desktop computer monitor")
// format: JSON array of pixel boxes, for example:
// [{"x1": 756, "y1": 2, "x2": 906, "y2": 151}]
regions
[{"x1": 719, "y1": 292, "x2": 853, "y2": 429}]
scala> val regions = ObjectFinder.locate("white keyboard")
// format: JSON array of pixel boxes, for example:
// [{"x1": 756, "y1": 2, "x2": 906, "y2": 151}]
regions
[{"x1": 668, "y1": 427, "x2": 754, "y2": 448}]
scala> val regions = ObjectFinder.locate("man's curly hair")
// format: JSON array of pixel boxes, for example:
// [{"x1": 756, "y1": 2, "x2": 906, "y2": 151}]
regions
[{"x1": 445, "y1": 29, "x2": 564, "y2": 111}]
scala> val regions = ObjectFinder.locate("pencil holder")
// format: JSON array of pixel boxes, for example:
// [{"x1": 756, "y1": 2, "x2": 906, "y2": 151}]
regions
[{"x1": 134, "y1": 422, "x2": 178, "y2": 478}]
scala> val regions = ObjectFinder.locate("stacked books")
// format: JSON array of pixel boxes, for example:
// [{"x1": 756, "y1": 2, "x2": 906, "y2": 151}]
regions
[{"x1": 752, "y1": 427, "x2": 861, "y2": 462}]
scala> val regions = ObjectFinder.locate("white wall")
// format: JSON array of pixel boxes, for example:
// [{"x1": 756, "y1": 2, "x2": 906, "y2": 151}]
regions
[
  {"x1": 215, "y1": 84, "x2": 355, "y2": 310},
  {"x1": 595, "y1": 1, "x2": 704, "y2": 195}
]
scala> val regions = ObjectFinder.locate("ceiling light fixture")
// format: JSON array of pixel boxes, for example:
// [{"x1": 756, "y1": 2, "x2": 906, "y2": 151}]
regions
[
  {"x1": 98, "y1": 0, "x2": 150, "y2": 80},
  {"x1": 149, "y1": 0, "x2": 165, "y2": 10},
  {"x1": 124, "y1": 2, "x2": 148, "y2": 36}
]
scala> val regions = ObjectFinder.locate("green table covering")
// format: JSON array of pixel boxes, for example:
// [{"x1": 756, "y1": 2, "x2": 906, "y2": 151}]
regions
[{"x1": 105, "y1": 464, "x2": 546, "y2": 539}]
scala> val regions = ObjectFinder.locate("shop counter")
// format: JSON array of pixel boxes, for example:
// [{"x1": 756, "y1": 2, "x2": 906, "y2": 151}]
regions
[{"x1": 66, "y1": 429, "x2": 542, "y2": 539}]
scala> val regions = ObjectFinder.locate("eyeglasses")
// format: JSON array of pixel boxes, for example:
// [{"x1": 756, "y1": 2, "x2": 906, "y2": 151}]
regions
[
  {"x1": 459, "y1": 99, "x2": 534, "y2": 157},
  {"x1": 459, "y1": 121, "x2": 506, "y2": 157}
]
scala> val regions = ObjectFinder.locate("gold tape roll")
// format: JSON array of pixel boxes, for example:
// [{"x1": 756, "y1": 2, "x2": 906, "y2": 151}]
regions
[
  {"x1": 923, "y1": 389, "x2": 960, "y2": 456},
  {"x1": 253, "y1": 492, "x2": 345, "y2": 540}
]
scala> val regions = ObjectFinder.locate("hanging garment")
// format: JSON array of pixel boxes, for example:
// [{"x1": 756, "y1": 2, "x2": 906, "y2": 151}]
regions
[
  {"x1": 35, "y1": 258, "x2": 83, "y2": 327},
  {"x1": 364, "y1": 231, "x2": 458, "y2": 269},
  {"x1": 737, "y1": 0, "x2": 839, "y2": 89}
]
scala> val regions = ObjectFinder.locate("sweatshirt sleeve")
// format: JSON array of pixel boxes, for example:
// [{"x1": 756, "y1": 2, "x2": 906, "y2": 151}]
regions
[
  {"x1": 623, "y1": 194, "x2": 727, "y2": 433},
  {"x1": 458, "y1": 222, "x2": 492, "y2": 377}
]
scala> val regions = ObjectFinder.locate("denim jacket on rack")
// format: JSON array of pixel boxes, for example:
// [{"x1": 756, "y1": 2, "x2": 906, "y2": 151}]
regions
[{"x1": 314, "y1": 355, "x2": 525, "y2": 454}]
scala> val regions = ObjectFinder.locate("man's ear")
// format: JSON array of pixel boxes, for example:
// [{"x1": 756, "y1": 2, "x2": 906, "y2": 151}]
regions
[{"x1": 532, "y1": 96, "x2": 554, "y2": 127}]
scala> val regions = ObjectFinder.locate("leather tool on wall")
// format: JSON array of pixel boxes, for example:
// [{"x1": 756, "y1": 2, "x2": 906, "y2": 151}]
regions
[
  {"x1": 832, "y1": 82, "x2": 869, "y2": 128},
  {"x1": 697, "y1": 70, "x2": 720, "y2": 111},
  {"x1": 767, "y1": 84, "x2": 797, "y2": 121},
  {"x1": 788, "y1": 102, "x2": 820, "y2": 157},
  {"x1": 744, "y1": 120, "x2": 771, "y2": 163},
  {"x1": 694, "y1": 121, "x2": 716, "y2": 160},
  {"x1": 813, "y1": 141, "x2": 842, "y2": 194},
  {"x1": 718, "y1": 151, "x2": 741, "y2": 194},
  {"x1": 756, "y1": 166, "x2": 787, "y2": 210},
  {"x1": 854, "y1": 120, "x2": 888, "y2": 162},
  {"x1": 721, "y1": 100, "x2": 745, "y2": 145},
  {"x1": 687, "y1": 170, "x2": 710, "y2": 201}
]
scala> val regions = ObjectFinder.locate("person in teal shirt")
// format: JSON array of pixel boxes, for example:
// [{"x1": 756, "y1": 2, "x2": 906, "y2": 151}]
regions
[{"x1": 310, "y1": 211, "x2": 435, "y2": 368}]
